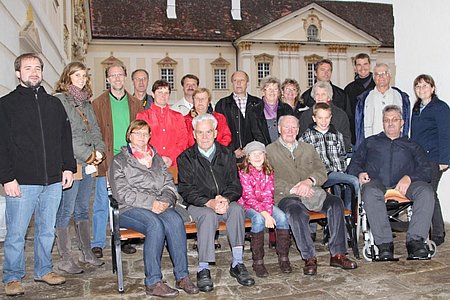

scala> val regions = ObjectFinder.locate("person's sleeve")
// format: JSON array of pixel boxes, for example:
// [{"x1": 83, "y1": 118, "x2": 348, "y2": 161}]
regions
[
  {"x1": 347, "y1": 140, "x2": 367, "y2": 176},
  {"x1": 217, "y1": 113, "x2": 232, "y2": 146},
  {"x1": 177, "y1": 153, "x2": 210, "y2": 206},
  {"x1": 222, "y1": 154, "x2": 242, "y2": 202},
  {"x1": 60, "y1": 105, "x2": 77, "y2": 172},
  {"x1": 109, "y1": 156, "x2": 155, "y2": 210},
  {"x1": 409, "y1": 143, "x2": 432, "y2": 183},
  {"x1": 87, "y1": 105, "x2": 106, "y2": 154},
  {"x1": 436, "y1": 103, "x2": 450, "y2": 164},
  {"x1": 155, "y1": 156, "x2": 177, "y2": 206},
  {"x1": 0, "y1": 102, "x2": 15, "y2": 184}
]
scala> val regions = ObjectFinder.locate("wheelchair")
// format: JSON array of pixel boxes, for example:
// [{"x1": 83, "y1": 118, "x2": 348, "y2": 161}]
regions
[{"x1": 360, "y1": 189, "x2": 437, "y2": 262}]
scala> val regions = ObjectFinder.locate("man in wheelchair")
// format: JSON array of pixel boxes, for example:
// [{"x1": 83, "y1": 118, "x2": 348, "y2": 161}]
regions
[{"x1": 348, "y1": 105, "x2": 434, "y2": 260}]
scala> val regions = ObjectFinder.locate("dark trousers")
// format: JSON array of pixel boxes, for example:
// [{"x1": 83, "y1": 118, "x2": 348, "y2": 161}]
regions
[
  {"x1": 430, "y1": 161, "x2": 445, "y2": 239},
  {"x1": 278, "y1": 193, "x2": 347, "y2": 260}
]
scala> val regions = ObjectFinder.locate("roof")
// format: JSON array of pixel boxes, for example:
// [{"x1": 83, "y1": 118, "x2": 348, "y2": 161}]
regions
[{"x1": 88, "y1": 0, "x2": 394, "y2": 47}]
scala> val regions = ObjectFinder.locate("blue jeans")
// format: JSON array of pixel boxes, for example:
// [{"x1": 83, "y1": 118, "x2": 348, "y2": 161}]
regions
[
  {"x1": 245, "y1": 206, "x2": 289, "y2": 233},
  {"x1": 56, "y1": 166, "x2": 93, "y2": 228},
  {"x1": 3, "y1": 183, "x2": 62, "y2": 283},
  {"x1": 91, "y1": 176, "x2": 109, "y2": 249},
  {"x1": 323, "y1": 171, "x2": 360, "y2": 210},
  {"x1": 120, "y1": 207, "x2": 188, "y2": 286}
]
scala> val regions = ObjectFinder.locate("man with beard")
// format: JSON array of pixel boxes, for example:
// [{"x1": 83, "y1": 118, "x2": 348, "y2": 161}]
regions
[
  {"x1": 0, "y1": 53, "x2": 76, "y2": 296},
  {"x1": 172, "y1": 74, "x2": 199, "y2": 116}
]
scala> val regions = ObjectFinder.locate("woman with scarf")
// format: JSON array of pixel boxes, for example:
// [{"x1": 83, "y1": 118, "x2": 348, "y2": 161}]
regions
[
  {"x1": 109, "y1": 120, "x2": 198, "y2": 297},
  {"x1": 54, "y1": 62, "x2": 105, "y2": 274},
  {"x1": 247, "y1": 76, "x2": 293, "y2": 146}
]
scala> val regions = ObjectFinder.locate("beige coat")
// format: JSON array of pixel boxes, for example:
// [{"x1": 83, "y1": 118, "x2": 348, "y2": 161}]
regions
[{"x1": 266, "y1": 139, "x2": 327, "y2": 207}]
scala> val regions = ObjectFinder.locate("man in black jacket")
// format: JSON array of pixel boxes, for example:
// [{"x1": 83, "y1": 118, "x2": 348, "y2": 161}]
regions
[
  {"x1": 348, "y1": 105, "x2": 434, "y2": 260},
  {"x1": 177, "y1": 114, "x2": 254, "y2": 292},
  {"x1": 301, "y1": 59, "x2": 352, "y2": 133},
  {"x1": 0, "y1": 53, "x2": 76, "y2": 296},
  {"x1": 215, "y1": 70, "x2": 261, "y2": 160},
  {"x1": 344, "y1": 53, "x2": 376, "y2": 145}
]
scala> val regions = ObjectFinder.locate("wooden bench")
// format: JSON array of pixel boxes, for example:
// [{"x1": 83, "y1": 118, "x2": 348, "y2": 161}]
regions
[{"x1": 118, "y1": 219, "x2": 253, "y2": 240}]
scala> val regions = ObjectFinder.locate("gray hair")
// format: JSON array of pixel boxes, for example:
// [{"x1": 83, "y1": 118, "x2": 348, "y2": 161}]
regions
[
  {"x1": 260, "y1": 76, "x2": 280, "y2": 92},
  {"x1": 311, "y1": 80, "x2": 333, "y2": 100},
  {"x1": 373, "y1": 63, "x2": 391, "y2": 75},
  {"x1": 192, "y1": 113, "x2": 218, "y2": 130},
  {"x1": 382, "y1": 105, "x2": 402, "y2": 118},
  {"x1": 278, "y1": 115, "x2": 300, "y2": 128}
]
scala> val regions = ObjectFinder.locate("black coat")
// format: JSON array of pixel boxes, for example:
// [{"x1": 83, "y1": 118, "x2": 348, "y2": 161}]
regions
[
  {"x1": 0, "y1": 85, "x2": 76, "y2": 185},
  {"x1": 246, "y1": 100, "x2": 293, "y2": 145},
  {"x1": 344, "y1": 74, "x2": 376, "y2": 144},
  {"x1": 215, "y1": 93, "x2": 261, "y2": 150},
  {"x1": 177, "y1": 142, "x2": 242, "y2": 207}
]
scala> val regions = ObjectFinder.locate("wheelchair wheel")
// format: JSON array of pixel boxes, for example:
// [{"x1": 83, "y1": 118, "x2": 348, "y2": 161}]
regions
[
  {"x1": 362, "y1": 244, "x2": 373, "y2": 261},
  {"x1": 428, "y1": 240, "x2": 437, "y2": 258}
]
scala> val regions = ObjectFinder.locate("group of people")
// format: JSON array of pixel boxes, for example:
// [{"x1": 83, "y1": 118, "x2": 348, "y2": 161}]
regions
[{"x1": 0, "y1": 52, "x2": 448, "y2": 298}]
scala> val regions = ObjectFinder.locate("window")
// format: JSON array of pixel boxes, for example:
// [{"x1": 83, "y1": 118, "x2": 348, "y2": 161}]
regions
[
  {"x1": 104, "y1": 69, "x2": 111, "y2": 90},
  {"x1": 257, "y1": 62, "x2": 270, "y2": 86},
  {"x1": 307, "y1": 25, "x2": 318, "y2": 41},
  {"x1": 161, "y1": 68, "x2": 174, "y2": 90},
  {"x1": 307, "y1": 63, "x2": 316, "y2": 87},
  {"x1": 214, "y1": 69, "x2": 227, "y2": 89}
]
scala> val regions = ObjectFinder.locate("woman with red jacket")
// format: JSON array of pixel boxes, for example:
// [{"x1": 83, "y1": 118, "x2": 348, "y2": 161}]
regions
[{"x1": 184, "y1": 88, "x2": 232, "y2": 148}]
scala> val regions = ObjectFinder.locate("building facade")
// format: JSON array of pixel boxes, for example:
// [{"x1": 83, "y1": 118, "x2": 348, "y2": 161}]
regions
[{"x1": 86, "y1": 0, "x2": 395, "y2": 103}]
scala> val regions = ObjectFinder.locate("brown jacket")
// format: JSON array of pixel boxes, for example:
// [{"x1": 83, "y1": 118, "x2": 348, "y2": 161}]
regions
[
  {"x1": 92, "y1": 90, "x2": 143, "y2": 176},
  {"x1": 266, "y1": 139, "x2": 327, "y2": 205}
]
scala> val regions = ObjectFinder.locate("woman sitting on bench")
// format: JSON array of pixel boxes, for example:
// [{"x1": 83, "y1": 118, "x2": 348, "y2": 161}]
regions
[{"x1": 109, "y1": 120, "x2": 198, "y2": 297}]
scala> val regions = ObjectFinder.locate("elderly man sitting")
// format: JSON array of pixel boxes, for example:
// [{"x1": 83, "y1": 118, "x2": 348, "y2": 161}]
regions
[
  {"x1": 348, "y1": 105, "x2": 434, "y2": 260},
  {"x1": 177, "y1": 114, "x2": 255, "y2": 292},
  {"x1": 266, "y1": 115, "x2": 357, "y2": 275}
]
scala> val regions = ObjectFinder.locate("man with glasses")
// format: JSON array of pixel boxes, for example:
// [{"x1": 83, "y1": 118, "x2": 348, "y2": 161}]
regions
[
  {"x1": 91, "y1": 63, "x2": 143, "y2": 258},
  {"x1": 131, "y1": 69, "x2": 154, "y2": 109},
  {"x1": 136, "y1": 79, "x2": 188, "y2": 167},
  {"x1": 348, "y1": 105, "x2": 434, "y2": 260},
  {"x1": 266, "y1": 115, "x2": 357, "y2": 276},
  {"x1": 354, "y1": 63, "x2": 410, "y2": 149}
]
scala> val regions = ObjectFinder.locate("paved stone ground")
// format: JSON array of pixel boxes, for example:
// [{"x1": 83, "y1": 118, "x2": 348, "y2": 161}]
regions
[{"x1": 0, "y1": 225, "x2": 449, "y2": 300}]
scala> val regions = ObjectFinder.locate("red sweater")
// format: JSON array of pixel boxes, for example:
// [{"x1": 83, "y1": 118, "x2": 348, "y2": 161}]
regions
[
  {"x1": 136, "y1": 104, "x2": 188, "y2": 166},
  {"x1": 184, "y1": 112, "x2": 232, "y2": 147}
]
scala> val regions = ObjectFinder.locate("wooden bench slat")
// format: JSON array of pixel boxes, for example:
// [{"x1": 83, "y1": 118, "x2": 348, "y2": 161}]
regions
[{"x1": 120, "y1": 219, "x2": 253, "y2": 240}]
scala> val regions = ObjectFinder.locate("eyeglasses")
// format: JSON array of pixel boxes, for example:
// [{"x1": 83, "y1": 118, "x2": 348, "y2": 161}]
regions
[
  {"x1": 131, "y1": 131, "x2": 150, "y2": 138},
  {"x1": 109, "y1": 73, "x2": 125, "y2": 79},
  {"x1": 383, "y1": 118, "x2": 402, "y2": 123},
  {"x1": 374, "y1": 71, "x2": 389, "y2": 77},
  {"x1": 415, "y1": 84, "x2": 431, "y2": 90},
  {"x1": 284, "y1": 88, "x2": 298, "y2": 93}
]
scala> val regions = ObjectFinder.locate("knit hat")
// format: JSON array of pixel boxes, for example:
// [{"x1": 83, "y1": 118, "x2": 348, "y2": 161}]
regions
[{"x1": 243, "y1": 141, "x2": 266, "y2": 155}]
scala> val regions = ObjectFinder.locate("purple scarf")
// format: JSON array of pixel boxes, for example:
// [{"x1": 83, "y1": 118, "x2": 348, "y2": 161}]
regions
[
  {"x1": 263, "y1": 98, "x2": 278, "y2": 120},
  {"x1": 68, "y1": 85, "x2": 90, "y2": 106}
]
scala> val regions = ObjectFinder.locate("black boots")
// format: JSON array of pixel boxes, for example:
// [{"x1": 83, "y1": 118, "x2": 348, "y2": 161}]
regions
[{"x1": 276, "y1": 229, "x2": 292, "y2": 273}]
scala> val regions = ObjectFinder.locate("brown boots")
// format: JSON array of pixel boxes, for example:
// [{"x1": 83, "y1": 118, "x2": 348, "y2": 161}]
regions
[
  {"x1": 251, "y1": 229, "x2": 292, "y2": 277},
  {"x1": 250, "y1": 231, "x2": 268, "y2": 277},
  {"x1": 276, "y1": 229, "x2": 292, "y2": 273}
]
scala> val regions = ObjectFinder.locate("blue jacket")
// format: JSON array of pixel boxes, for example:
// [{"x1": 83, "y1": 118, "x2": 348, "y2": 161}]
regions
[
  {"x1": 347, "y1": 132, "x2": 431, "y2": 187},
  {"x1": 354, "y1": 86, "x2": 410, "y2": 150},
  {"x1": 411, "y1": 96, "x2": 450, "y2": 165}
]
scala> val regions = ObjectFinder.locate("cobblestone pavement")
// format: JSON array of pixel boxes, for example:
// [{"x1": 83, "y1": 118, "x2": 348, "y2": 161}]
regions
[{"x1": 0, "y1": 225, "x2": 449, "y2": 299}]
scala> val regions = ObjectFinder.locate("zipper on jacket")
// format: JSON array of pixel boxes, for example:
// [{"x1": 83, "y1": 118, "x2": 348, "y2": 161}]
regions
[
  {"x1": 35, "y1": 90, "x2": 49, "y2": 184},
  {"x1": 209, "y1": 164, "x2": 220, "y2": 195}
]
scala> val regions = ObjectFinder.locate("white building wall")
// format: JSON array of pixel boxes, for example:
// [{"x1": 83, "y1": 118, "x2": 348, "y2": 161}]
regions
[
  {"x1": 393, "y1": 0, "x2": 450, "y2": 222},
  {"x1": 0, "y1": 0, "x2": 69, "y2": 95}
]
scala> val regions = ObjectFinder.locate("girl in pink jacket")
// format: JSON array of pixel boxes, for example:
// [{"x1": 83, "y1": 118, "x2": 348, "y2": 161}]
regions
[{"x1": 238, "y1": 141, "x2": 291, "y2": 278}]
